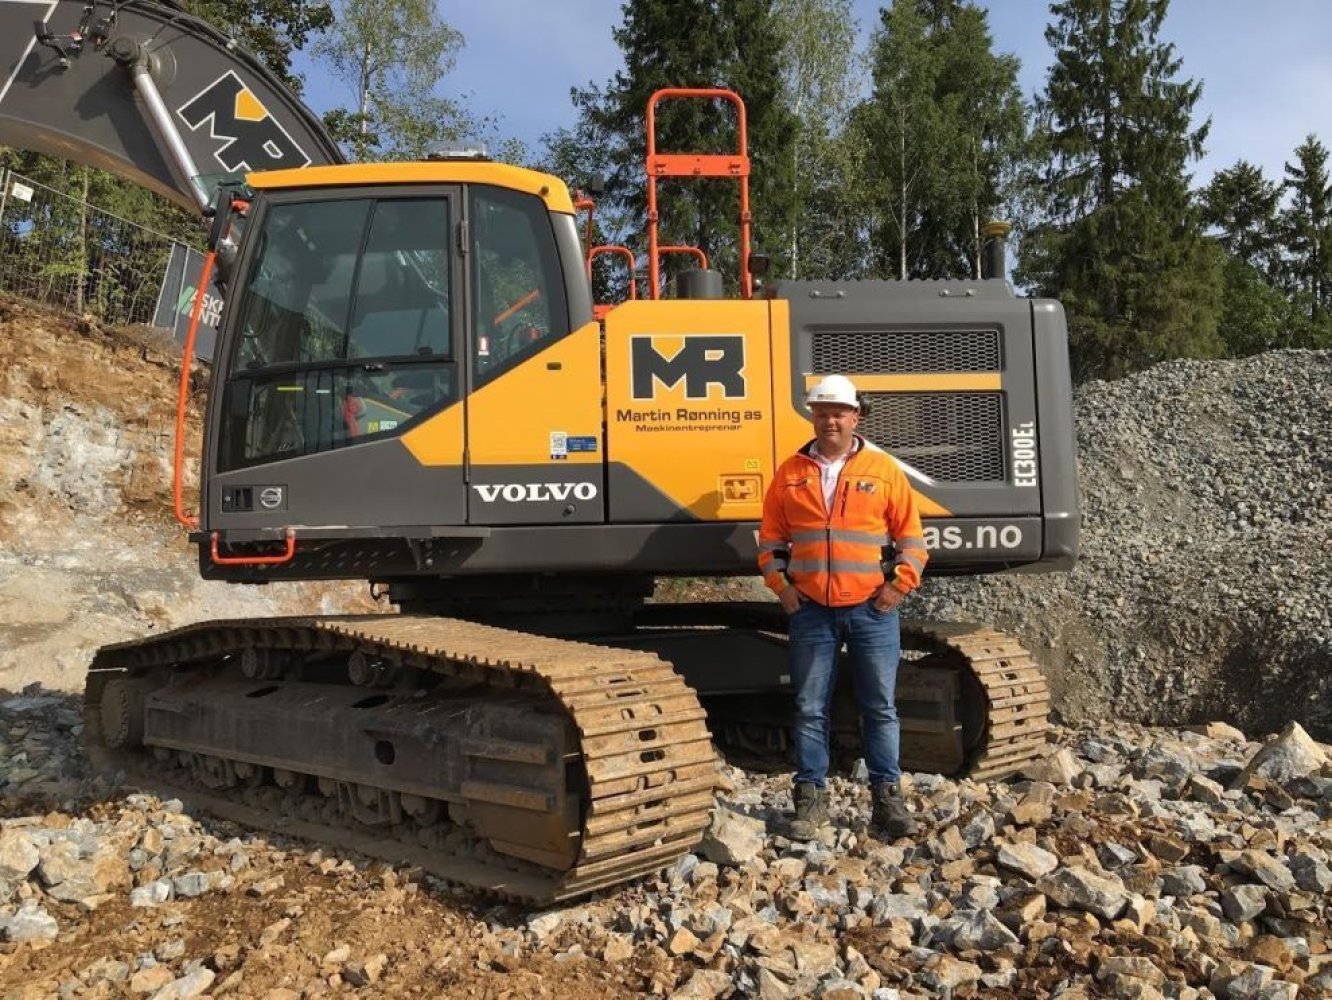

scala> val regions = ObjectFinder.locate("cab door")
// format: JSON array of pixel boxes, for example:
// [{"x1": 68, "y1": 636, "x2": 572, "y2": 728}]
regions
[{"x1": 462, "y1": 184, "x2": 605, "y2": 524}]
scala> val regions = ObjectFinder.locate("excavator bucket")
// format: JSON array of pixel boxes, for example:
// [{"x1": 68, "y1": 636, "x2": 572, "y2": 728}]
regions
[{"x1": 0, "y1": 0, "x2": 341, "y2": 212}]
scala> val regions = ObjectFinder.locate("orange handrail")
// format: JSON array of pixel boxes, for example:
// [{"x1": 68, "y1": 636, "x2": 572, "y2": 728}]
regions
[
  {"x1": 210, "y1": 528, "x2": 297, "y2": 566},
  {"x1": 172, "y1": 249, "x2": 215, "y2": 529},
  {"x1": 588, "y1": 245, "x2": 638, "y2": 316},
  {"x1": 658, "y1": 245, "x2": 709, "y2": 270},
  {"x1": 645, "y1": 88, "x2": 752, "y2": 300}
]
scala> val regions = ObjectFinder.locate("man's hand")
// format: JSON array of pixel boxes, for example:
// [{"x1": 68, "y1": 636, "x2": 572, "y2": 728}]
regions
[
  {"x1": 873, "y1": 584, "x2": 905, "y2": 613},
  {"x1": 780, "y1": 586, "x2": 804, "y2": 615}
]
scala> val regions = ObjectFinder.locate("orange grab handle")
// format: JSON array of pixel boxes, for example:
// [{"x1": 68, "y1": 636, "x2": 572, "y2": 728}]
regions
[
  {"x1": 209, "y1": 528, "x2": 297, "y2": 566},
  {"x1": 658, "y1": 245, "x2": 709, "y2": 270},
  {"x1": 172, "y1": 249, "x2": 216, "y2": 530},
  {"x1": 588, "y1": 245, "x2": 638, "y2": 303}
]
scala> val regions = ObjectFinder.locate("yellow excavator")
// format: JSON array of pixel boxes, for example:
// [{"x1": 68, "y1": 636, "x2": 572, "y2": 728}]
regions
[{"x1": 7, "y1": 2, "x2": 1078, "y2": 902}]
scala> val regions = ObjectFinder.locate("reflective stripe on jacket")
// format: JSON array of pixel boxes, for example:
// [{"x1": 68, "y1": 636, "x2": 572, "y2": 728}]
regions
[{"x1": 758, "y1": 436, "x2": 928, "y2": 606}]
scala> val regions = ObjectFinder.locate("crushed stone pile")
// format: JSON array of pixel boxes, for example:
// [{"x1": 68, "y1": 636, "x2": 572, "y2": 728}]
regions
[
  {"x1": 915, "y1": 350, "x2": 1332, "y2": 740},
  {"x1": 2, "y1": 691, "x2": 1331, "y2": 998}
]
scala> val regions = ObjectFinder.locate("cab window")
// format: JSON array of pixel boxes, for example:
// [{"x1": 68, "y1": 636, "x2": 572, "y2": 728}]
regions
[
  {"x1": 469, "y1": 186, "x2": 569, "y2": 382},
  {"x1": 222, "y1": 196, "x2": 455, "y2": 470}
]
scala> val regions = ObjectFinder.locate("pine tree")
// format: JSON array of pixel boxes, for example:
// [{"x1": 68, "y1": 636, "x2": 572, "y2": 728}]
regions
[
  {"x1": 1280, "y1": 135, "x2": 1332, "y2": 340},
  {"x1": 917, "y1": 1, "x2": 1026, "y2": 279},
  {"x1": 1021, "y1": 0, "x2": 1222, "y2": 379},
  {"x1": 1198, "y1": 160, "x2": 1290, "y2": 357},
  {"x1": 1200, "y1": 160, "x2": 1282, "y2": 276}
]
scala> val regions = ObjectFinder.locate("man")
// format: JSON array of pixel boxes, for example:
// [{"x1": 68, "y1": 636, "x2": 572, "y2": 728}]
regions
[{"x1": 757, "y1": 374, "x2": 929, "y2": 840}]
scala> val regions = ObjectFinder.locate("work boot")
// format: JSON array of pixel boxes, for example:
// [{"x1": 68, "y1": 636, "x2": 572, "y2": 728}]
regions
[
  {"x1": 871, "y1": 782, "x2": 918, "y2": 838},
  {"x1": 788, "y1": 781, "x2": 829, "y2": 840}
]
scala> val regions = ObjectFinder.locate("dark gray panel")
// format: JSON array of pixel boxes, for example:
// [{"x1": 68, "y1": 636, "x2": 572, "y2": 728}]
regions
[
  {"x1": 467, "y1": 464, "x2": 604, "y2": 525},
  {"x1": 0, "y1": 1, "x2": 340, "y2": 210},
  {"x1": 206, "y1": 438, "x2": 465, "y2": 531},
  {"x1": 200, "y1": 515, "x2": 1053, "y2": 584},
  {"x1": 607, "y1": 462, "x2": 697, "y2": 524},
  {"x1": 1031, "y1": 299, "x2": 1080, "y2": 566}
]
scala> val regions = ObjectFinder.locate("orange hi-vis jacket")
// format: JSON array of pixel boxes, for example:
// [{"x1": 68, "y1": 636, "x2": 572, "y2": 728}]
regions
[{"x1": 758, "y1": 436, "x2": 928, "y2": 606}]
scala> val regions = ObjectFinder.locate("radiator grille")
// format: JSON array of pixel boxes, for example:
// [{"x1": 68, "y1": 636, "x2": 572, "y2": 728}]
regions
[
  {"x1": 812, "y1": 329, "x2": 1001, "y2": 373},
  {"x1": 860, "y1": 392, "x2": 1004, "y2": 483}
]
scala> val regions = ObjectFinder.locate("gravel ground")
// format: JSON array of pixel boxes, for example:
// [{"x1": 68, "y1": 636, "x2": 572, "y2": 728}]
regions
[
  {"x1": 2, "y1": 691, "x2": 1330, "y2": 998},
  {"x1": 916, "y1": 350, "x2": 1332, "y2": 740}
]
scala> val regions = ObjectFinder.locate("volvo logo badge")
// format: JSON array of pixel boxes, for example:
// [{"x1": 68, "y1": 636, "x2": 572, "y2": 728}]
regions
[{"x1": 258, "y1": 486, "x2": 284, "y2": 510}]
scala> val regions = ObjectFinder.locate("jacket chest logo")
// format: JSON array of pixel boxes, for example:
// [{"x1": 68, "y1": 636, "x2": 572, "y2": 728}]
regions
[{"x1": 855, "y1": 481, "x2": 875, "y2": 493}]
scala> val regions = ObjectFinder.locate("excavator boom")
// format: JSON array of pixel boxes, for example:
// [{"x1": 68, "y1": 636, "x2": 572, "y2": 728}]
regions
[{"x1": 0, "y1": 0, "x2": 341, "y2": 212}]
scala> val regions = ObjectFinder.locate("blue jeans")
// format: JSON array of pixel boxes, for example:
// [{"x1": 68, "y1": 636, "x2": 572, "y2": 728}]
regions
[{"x1": 787, "y1": 599, "x2": 902, "y2": 787}]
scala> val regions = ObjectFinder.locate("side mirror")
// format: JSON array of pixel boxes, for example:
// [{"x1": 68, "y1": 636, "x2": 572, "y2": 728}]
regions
[
  {"x1": 206, "y1": 189, "x2": 233, "y2": 251},
  {"x1": 747, "y1": 252, "x2": 771, "y2": 278},
  {"x1": 586, "y1": 174, "x2": 606, "y2": 198}
]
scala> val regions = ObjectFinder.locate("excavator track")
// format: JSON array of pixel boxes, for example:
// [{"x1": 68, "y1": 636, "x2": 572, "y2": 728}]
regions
[
  {"x1": 84, "y1": 615, "x2": 719, "y2": 905},
  {"x1": 673, "y1": 607, "x2": 1053, "y2": 781},
  {"x1": 896, "y1": 621, "x2": 1052, "y2": 780}
]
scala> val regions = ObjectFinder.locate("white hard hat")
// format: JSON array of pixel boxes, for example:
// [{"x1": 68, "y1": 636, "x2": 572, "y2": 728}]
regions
[{"x1": 806, "y1": 374, "x2": 860, "y2": 409}]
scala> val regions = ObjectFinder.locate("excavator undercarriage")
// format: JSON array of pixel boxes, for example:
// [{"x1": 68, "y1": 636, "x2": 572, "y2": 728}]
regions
[{"x1": 85, "y1": 608, "x2": 1050, "y2": 905}]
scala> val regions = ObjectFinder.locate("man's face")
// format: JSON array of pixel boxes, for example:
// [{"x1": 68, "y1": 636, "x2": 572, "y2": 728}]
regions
[{"x1": 811, "y1": 402, "x2": 859, "y2": 454}]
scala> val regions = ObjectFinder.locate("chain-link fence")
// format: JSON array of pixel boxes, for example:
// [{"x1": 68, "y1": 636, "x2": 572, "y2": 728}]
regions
[{"x1": 0, "y1": 167, "x2": 184, "y2": 328}]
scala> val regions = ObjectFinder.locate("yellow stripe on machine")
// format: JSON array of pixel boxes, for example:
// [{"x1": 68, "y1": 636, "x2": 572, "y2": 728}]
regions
[{"x1": 803, "y1": 373, "x2": 1003, "y2": 392}]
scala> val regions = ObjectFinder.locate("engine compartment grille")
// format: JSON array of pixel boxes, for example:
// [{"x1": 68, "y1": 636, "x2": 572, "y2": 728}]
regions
[
  {"x1": 812, "y1": 329, "x2": 1001, "y2": 373},
  {"x1": 859, "y1": 392, "x2": 1004, "y2": 483}
]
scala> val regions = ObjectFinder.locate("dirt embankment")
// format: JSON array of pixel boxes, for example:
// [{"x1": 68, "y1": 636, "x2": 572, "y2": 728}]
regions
[{"x1": 0, "y1": 296, "x2": 373, "y2": 692}]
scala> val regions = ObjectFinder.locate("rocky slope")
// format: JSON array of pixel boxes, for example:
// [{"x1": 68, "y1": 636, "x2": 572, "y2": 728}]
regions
[
  {"x1": 917, "y1": 350, "x2": 1332, "y2": 741},
  {"x1": 0, "y1": 298, "x2": 374, "y2": 692}
]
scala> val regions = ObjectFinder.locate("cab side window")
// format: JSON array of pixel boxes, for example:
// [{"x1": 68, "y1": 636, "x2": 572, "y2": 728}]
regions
[{"x1": 469, "y1": 186, "x2": 569, "y2": 382}]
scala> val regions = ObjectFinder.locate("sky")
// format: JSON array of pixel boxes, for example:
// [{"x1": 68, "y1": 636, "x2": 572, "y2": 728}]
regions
[{"x1": 293, "y1": 0, "x2": 1332, "y2": 192}]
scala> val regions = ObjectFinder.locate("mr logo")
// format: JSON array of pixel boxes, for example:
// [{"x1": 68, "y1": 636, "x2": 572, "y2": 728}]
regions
[
  {"x1": 630, "y1": 334, "x2": 746, "y2": 400},
  {"x1": 178, "y1": 72, "x2": 312, "y2": 173}
]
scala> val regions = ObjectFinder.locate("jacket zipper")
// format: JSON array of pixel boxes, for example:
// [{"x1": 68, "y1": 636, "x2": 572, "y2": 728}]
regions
[{"x1": 825, "y1": 449, "x2": 854, "y2": 605}]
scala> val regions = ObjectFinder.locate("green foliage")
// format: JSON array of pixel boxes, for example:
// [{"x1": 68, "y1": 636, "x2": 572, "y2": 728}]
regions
[
  {"x1": 1020, "y1": 0, "x2": 1222, "y2": 380},
  {"x1": 855, "y1": 1, "x2": 1026, "y2": 280},
  {"x1": 1210, "y1": 250, "x2": 1298, "y2": 357},
  {"x1": 557, "y1": 0, "x2": 796, "y2": 295},
  {"x1": 1279, "y1": 135, "x2": 1332, "y2": 325},
  {"x1": 1200, "y1": 160, "x2": 1282, "y2": 275},
  {"x1": 181, "y1": 0, "x2": 333, "y2": 94},
  {"x1": 770, "y1": 0, "x2": 862, "y2": 280},
  {"x1": 314, "y1": 0, "x2": 478, "y2": 161},
  {"x1": 0, "y1": 151, "x2": 201, "y2": 325}
]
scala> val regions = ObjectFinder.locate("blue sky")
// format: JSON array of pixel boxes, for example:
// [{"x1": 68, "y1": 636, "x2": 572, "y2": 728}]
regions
[{"x1": 294, "y1": 1, "x2": 1332, "y2": 191}]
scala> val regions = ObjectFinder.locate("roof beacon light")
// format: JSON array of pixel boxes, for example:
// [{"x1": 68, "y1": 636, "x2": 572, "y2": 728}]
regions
[{"x1": 427, "y1": 142, "x2": 491, "y2": 162}]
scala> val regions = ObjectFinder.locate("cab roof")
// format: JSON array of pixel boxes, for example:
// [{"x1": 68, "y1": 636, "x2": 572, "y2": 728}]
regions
[{"x1": 245, "y1": 161, "x2": 576, "y2": 215}]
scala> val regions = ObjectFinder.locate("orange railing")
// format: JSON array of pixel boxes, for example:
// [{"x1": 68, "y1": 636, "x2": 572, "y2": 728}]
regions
[{"x1": 645, "y1": 88, "x2": 751, "y2": 299}]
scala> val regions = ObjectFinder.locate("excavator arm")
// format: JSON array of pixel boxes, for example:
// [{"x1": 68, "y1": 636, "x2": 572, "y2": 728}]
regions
[{"x1": 0, "y1": 0, "x2": 341, "y2": 213}]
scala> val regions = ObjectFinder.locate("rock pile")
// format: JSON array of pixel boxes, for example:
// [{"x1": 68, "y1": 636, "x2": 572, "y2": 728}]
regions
[
  {"x1": 915, "y1": 350, "x2": 1332, "y2": 740},
  {"x1": 3, "y1": 688, "x2": 1330, "y2": 998}
]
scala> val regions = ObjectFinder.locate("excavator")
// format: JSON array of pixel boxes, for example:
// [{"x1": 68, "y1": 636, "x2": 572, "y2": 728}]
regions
[{"x1": 5, "y1": 1, "x2": 1078, "y2": 902}]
